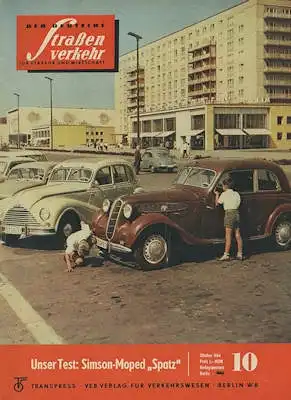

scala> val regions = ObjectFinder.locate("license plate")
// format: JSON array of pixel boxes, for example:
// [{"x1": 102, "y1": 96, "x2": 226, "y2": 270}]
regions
[
  {"x1": 96, "y1": 237, "x2": 108, "y2": 249},
  {"x1": 4, "y1": 225, "x2": 23, "y2": 235}
]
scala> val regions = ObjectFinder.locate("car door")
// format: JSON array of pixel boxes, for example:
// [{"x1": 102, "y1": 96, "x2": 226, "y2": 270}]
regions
[
  {"x1": 112, "y1": 164, "x2": 135, "y2": 197},
  {"x1": 248, "y1": 168, "x2": 283, "y2": 236},
  {"x1": 227, "y1": 169, "x2": 256, "y2": 238},
  {"x1": 200, "y1": 169, "x2": 256, "y2": 239},
  {"x1": 89, "y1": 166, "x2": 117, "y2": 207}
]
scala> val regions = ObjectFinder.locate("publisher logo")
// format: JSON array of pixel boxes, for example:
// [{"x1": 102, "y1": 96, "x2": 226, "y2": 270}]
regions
[{"x1": 13, "y1": 377, "x2": 28, "y2": 392}]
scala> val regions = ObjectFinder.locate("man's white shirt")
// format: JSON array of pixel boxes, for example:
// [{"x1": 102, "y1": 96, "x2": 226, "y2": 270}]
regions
[
  {"x1": 65, "y1": 223, "x2": 91, "y2": 254},
  {"x1": 218, "y1": 189, "x2": 241, "y2": 210}
]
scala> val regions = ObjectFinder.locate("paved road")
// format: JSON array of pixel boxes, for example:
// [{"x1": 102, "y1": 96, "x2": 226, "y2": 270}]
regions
[{"x1": 1, "y1": 151, "x2": 291, "y2": 344}]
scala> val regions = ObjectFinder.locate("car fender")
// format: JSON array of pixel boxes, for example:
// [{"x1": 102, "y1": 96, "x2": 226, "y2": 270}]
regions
[
  {"x1": 30, "y1": 197, "x2": 97, "y2": 230},
  {"x1": 265, "y1": 204, "x2": 291, "y2": 235},
  {"x1": 121, "y1": 213, "x2": 191, "y2": 248}
]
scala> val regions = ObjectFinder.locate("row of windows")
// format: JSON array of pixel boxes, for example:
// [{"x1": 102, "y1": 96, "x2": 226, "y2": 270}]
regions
[
  {"x1": 85, "y1": 131, "x2": 104, "y2": 136},
  {"x1": 277, "y1": 116, "x2": 291, "y2": 125},
  {"x1": 277, "y1": 132, "x2": 291, "y2": 140}
]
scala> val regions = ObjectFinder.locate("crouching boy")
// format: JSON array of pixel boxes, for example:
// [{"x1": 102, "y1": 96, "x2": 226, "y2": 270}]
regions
[{"x1": 64, "y1": 221, "x2": 96, "y2": 272}]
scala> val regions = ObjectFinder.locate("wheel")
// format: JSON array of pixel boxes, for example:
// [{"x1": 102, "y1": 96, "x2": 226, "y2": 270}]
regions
[
  {"x1": 168, "y1": 166, "x2": 177, "y2": 173},
  {"x1": 134, "y1": 230, "x2": 171, "y2": 271},
  {"x1": 273, "y1": 218, "x2": 291, "y2": 250},
  {"x1": 150, "y1": 165, "x2": 156, "y2": 173},
  {"x1": 57, "y1": 213, "x2": 81, "y2": 248}
]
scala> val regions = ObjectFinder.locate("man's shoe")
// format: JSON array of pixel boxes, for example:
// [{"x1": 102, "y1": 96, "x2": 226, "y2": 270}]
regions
[{"x1": 218, "y1": 253, "x2": 230, "y2": 261}]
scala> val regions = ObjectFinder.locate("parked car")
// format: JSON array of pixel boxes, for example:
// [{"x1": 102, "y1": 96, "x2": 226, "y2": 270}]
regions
[
  {"x1": 140, "y1": 147, "x2": 177, "y2": 173},
  {"x1": 0, "y1": 150, "x2": 48, "y2": 161},
  {"x1": 92, "y1": 158, "x2": 291, "y2": 270},
  {"x1": 0, "y1": 156, "x2": 36, "y2": 182},
  {"x1": 0, "y1": 158, "x2": 142, "y2": 245},
  {"x1": 0, "y1": 161, "x2": 57, "y2": 200}
]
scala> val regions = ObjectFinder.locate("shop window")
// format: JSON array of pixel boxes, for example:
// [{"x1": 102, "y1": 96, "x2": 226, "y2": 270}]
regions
[{"x1": 277, "y1": 132, "x2": 283, "y2": 140}]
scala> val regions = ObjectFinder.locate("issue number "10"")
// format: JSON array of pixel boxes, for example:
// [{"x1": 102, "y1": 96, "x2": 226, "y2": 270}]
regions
[{"x1": 232, "y1": 352, "x2": 258, "y2": 372}]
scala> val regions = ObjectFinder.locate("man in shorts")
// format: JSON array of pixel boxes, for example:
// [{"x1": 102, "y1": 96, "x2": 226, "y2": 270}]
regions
[
  {"x1": 64, "y1": 221, "x2": 94, "y2": 272},
  {"x1": 214, "y1": 177, "x2": 243, "y2": 261}
]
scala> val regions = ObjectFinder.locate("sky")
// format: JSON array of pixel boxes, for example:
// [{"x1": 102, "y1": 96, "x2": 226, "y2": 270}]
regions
[{"x1": 0, "y1": 0, "x2": 238, "y2": 116}]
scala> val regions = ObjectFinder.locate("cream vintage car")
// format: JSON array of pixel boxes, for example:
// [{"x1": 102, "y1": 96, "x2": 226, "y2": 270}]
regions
[
  {"x1": 0, "y1": 156, "x2": 36, "y2": 182},
  {"x1": 0, "y1": 161, "x2": 57, "y2": 201},
  {"x1": 0, "y1": 158, "x2": 141, "y2": 245}
]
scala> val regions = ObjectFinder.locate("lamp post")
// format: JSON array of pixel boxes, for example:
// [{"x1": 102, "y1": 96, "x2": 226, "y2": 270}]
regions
[
  {"x1": 13, "y1": 93, "x2": 20, "y2": 149},
  {"x1": 128, "y1": 32, "x2": 142, "y2": 146},
  {"x1": 44, "y1": 76, "x2": 53, "y2": 150}
]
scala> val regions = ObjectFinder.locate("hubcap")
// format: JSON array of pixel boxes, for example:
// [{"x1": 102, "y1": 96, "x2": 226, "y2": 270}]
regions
[
  {"x1": 63, "y1": 223, "x2": 73, "y2": 237},
  {"x1": 143, "y1": 234, "x2": 167, "y2": 265},
  {"x1": 275, "y1": 222, "x2": 291, "y2": 246}
]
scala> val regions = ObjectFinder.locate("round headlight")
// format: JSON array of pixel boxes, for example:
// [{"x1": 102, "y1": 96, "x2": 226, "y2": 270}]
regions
[
  {"x1": 39, "y1": 208, "x2": 50, "y2": 221},
  {"x1": 123, "y1": 203, "x2": 133, "y2": 219},
  {"x1": 102, "y1": 198, "x2": 111, "y2": 213}
]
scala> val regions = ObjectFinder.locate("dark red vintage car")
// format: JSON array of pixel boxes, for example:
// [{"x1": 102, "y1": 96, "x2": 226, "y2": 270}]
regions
[{"x1": 92, "y1": 159, "x2": 291, "y2": 270}]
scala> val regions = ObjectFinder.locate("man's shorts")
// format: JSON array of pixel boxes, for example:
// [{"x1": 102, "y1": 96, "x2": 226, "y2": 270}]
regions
[{"x1": 224, "y1": 210, "x2": 240, "y2": 229}]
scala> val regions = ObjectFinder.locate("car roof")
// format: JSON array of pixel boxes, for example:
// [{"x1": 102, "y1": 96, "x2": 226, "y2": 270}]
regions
[
  {"x1": 0, "y1": 156, "x2": 35, "y2": 162},
  {"x1": 54, "y1": 157, "x2": 133, "y2": 170},
  {"x1": 0, "y1": 150, "x2": 45, "y2": 155},
  {"x1": 186, "y1": 158, "x2": 281, "y2": 173},
  {"x1": 9, "y1": 161, "x2": 56, "y2": 170}
]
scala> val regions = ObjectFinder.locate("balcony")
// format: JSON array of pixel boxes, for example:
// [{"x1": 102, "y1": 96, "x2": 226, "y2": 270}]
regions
[
  {"x1": 188, "y1": 75, "x2": 216, "y2": 85},
  {"x1": 264, "y1": 51, "x2": 291, "y2": 60},
  {"x1": 264, "y1": 38, "x2": 291, "y2": 47},
  {"x1": 268, "y1": 92, "x2": 291, "y2": 100},
  {"x1": 188, "y1": 52, "x2": 215, "y2": 63},
  {"x1": 188, "y1": 87, "x2": 216, "y2": 97},
  {"x1": 264, "y1": 66, "x2": 291, "y2": 74},
  {"x1": 265, "y1": 25, "x2": 291, "y2": 34},
  {"x1": 264, "y1": 11, "x2": 291, "y2": 20},
  {"x1": 189, "y1": 64, "x2": 216, "y2": 74},
  {"x1": 264, "y1": 79, "x2": 291, "y2": 86},
  {"x1": 128, "y1": 80, "x2": 145, "y2": 88}
]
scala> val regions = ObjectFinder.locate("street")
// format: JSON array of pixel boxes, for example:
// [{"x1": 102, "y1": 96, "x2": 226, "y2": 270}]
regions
[{"x1": 1, "y1": 151, "x2": 291, "y2": 344}]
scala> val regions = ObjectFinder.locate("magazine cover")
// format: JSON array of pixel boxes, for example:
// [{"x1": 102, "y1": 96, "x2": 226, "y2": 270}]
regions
[{"x1": 0, "y1": 0, "x2": 291, "y2": 398}]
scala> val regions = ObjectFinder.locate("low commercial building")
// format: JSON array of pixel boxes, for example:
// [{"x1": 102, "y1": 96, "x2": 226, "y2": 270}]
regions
[
  {"x1": 31, "y1": 124, "x2": 116, "y2": 148},
  {"x1": 130, "y1": 103, "x2": 291, "y2": 152},
  {"x1": 0, "y1": 117, "x2": 8, "y2": 146},
  {"x1": 7, "y1": 107, "x2": 116, "y2": 147}
]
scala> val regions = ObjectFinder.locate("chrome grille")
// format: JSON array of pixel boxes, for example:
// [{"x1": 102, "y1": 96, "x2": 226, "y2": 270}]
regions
[
  {"x1": 106, "y1": 199, "x2": 124, "y2": 240},
  {"x1": 3, "y1": 206, "x2": 39, "y2": 226}
]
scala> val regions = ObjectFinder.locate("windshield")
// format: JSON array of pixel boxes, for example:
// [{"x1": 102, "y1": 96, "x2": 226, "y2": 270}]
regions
[
  {"x1": 175, "y1": 167, "x2": 216, "y2": 188},
  {"x1": 49, "y1": 167, "x2": 93, "y2": 182},
  {"x1": 7, "y1": 167, "x2": 45, "y2": 181},
  {"x1": 0, "y1": 161, "x2": 7, "y2": 174}
]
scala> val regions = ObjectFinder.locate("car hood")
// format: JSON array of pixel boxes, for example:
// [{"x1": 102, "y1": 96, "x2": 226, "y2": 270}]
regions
[
  {"x1": 123, "y1": 186, "x2": 200, "y2": 205},
  {"x1": 0, "y1": 180, "x2": 45, "y2": 200},
  {"x1": 1, "y1": 182, "x2": 88, "y2": 209}
]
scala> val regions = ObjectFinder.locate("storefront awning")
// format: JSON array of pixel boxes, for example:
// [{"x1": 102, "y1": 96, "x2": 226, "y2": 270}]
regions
[
  {"x1": 216, "y1": 129, "x2": 246, "y2": 136},
  {"x1": 141, "y1": 132, "x2": 159, "y2": 138},
  {"x1": 243, "y1": 129, "x2": 271, "y2": 136},
  {"x1": 185, "y1": 130, "x2": 205, "y2": 137},
  {"x1": 158, "y1": 131, "x2": 176, "y2": 138}
]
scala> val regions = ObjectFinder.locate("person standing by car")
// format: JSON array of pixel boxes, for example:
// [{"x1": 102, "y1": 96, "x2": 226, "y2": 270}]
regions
[
  {"x1": 64, "y1": 221, "x2": 95, "y2": 272},
  {"x1": 214, "y1": 178, "x2": 243, "y2": 261},
  {"x1": 134, "y1": 145, "x2": 142, "y2": 175}
]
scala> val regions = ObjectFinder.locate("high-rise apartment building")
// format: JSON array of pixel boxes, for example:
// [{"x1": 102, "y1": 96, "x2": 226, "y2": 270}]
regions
[{"x1": 115, "y1": 0, "x2": 291, "y2": 150}]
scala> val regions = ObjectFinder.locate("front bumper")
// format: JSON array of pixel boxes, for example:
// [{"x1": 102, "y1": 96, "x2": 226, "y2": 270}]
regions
[
  {"x1": 95, "y1": 236, "x2": 132, "y2": 254},
  {"x1": 0, "y1": 224, "x2": 55, "y2": 237}
]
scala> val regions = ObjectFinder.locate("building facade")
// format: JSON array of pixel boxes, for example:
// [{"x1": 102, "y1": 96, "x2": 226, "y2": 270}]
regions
[
  {"x1": 31, "y1": 124, "x2": 116, "y2": 148},
  {"x1": 7, "y1": 107, "x2": 116, "y2": 147},
  {"x1": 116, "y1": 0, "x2": 291, "y2": 149},
  {"x1": 0, "y1": 117, "x2": 8, "y2": 146}
]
